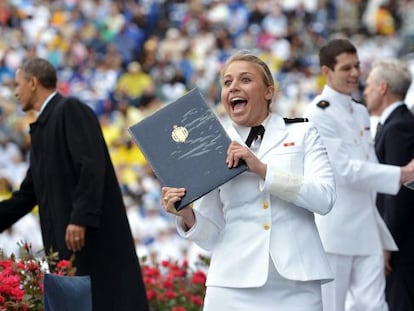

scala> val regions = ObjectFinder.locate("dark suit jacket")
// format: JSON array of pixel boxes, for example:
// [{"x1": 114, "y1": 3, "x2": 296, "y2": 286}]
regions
[
  {"x1": 375, "y1": 104, "x2": 414, "y2": 265},
  {"x1": 0, "y1": 94, "x2": 149, "y2": 311}
]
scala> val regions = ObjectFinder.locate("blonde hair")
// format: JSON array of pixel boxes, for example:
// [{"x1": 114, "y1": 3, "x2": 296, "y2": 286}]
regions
[{"x1": 221, "y1": 51, "x2": 274, "y2": 87}]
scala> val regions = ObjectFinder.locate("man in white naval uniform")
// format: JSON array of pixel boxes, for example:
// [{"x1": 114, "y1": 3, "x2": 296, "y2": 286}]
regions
[{"x1": 303, "y1": 39, "x2": 414, "y2": 311}]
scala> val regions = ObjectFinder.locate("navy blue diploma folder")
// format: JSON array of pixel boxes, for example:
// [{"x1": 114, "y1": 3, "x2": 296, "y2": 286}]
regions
[
  {"x1": 405, "y1": 181, "x2": 414, "y2": 190},
  {"x1": 128, "y1": 88, "x2": 247, "y2": 210},
  {"x1": 43, "y1": 274, "x2": 92, "y2": 311}
]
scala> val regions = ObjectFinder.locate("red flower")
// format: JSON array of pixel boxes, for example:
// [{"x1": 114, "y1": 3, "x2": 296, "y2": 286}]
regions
[
  {"x1": 146, "y1": 289, "x2": 157, "y2": 300},
  {"x1": 25, "y1": 260, "x2": 39, "y2": 271},
  {"x1": 161, "y1": 260, "x2": 171, "y2": 268},
  {"x1": 10, "y1": 287, "x2": 25, "y2": 301},
  {"x1": 0, "y1": 260, "x2": 13, "y2": 269},
  {"x1": 56, "y1": 259, "x2": 71, "y2": 269},
  {"x1": 189, "y1": 295, "x2": 204, "y2": 306},
  {"x1": 162, "y1": 278, "x2": 174, "y2": 289},
  {"x1": 164, "y1": 290, "x2": 177, "y2": 299},
  {"x1": 182, "y1": 260, "x2": 188, "y2": 268},
  {"x1": 144, "y1": 266, "x2": 160, "y2": 278},
  {"x1": 191, "y1": 271, "x2": 206, "y2": 284}
]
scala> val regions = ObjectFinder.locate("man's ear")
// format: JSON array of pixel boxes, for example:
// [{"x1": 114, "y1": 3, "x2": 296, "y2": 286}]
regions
[
  {"x1": 321, "y1": 65, "x2": 331, "y2": 76},
  {"x1": 379, "y1": 80, "x2": 388, "y2": 96},
  {"x1": 29, "y1": 76, "x2": 38, "y2": 91}
]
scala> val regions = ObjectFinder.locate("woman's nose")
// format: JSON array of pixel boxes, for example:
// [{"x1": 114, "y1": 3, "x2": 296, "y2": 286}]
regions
[{"x1": 229, "y1": 80, "x2": 240, "y2": 91}]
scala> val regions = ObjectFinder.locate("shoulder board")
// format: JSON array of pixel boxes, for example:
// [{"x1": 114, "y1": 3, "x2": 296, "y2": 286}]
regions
[
  {"x1": 316, "y1": 100, "x2": 330, "y2": 109},
  {"x1": 283, "y1": 117, "x2": 309, "y2": 124}
]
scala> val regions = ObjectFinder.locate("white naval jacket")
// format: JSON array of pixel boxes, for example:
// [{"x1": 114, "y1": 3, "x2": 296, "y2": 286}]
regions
[
  {"x1": 303, "y1": 85, "x2": 399, "y2": 256},
  {"x1": 177, "y1": 113, "x2": 336, "y2": 288}
]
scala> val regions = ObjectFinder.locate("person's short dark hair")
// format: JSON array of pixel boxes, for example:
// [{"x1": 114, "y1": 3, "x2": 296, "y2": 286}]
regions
[
  {"x1": 138, "y1": 93, "x2": 156, "y2": 108},
  {"x1": 20, "y1": 57, "x2": 57, "y2": 89},
  {"x1": 319, "y1": 39, "x2": 357, "y2": 70}
]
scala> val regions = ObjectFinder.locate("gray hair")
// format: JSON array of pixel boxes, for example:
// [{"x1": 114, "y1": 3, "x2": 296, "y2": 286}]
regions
[{"x1": 369, "y1": 59, "x2": 412, "y2": 98}]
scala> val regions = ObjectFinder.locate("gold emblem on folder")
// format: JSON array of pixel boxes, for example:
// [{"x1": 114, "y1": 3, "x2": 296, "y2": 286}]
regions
[{"x1": 171, "y1": 125, "x2": 188, "y2": 143}]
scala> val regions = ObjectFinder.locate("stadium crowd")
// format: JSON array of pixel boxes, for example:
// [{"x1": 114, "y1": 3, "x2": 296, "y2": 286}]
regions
[{"x1": 1, "y1": 0, "x2": 414, "y2": 266}]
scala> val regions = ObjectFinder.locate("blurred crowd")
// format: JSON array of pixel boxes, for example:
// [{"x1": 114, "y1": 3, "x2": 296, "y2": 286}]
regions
[{"x1": 1, "y1": 0, "x2": 414, "y2": 265}]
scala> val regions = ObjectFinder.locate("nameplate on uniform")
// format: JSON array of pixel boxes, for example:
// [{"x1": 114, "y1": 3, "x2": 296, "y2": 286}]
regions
[
  {"x1": 283, "y1": 117, "x2": 309, "y2": 123},
  {"x1": 128, "y1": 88, "x2": 247, "y2": 210}
]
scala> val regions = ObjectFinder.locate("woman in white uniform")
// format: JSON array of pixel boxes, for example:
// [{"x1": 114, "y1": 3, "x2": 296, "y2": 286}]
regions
[{"x1": 162, "y1": 51, "x2": 336, "y2": 311}]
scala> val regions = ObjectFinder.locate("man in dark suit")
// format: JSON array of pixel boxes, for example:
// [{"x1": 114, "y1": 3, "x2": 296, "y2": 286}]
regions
[
  {"x1": 364, "y1": 59, "x2": 414, "y2": 311},
  {"x1": 0, "y1": 57, "x2": 149, "y2": 310}
]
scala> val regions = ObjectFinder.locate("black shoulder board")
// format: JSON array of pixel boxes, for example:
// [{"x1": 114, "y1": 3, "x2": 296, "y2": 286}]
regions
[
  {"x1": 316, "y1": 100, "x2": 330, "y2": 109},
  {"x1": 283, "y1": 117, "x2": 309, "y2": 124}
]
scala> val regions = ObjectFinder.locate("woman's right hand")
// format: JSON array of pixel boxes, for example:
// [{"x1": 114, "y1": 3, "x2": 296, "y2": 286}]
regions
[{"x1": 161, "y1": 186, "x2": 195, "y2": 229}]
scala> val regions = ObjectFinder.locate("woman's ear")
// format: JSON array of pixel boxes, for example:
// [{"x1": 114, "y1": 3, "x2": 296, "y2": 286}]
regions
[{"x1": 264, "y1": 85, "x2": 274, "y2": 101}]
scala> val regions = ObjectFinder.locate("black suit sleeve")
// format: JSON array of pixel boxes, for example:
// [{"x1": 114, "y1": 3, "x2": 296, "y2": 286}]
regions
[{"x1": 0, "y1": 168, "x2": 37, "y2": 232}]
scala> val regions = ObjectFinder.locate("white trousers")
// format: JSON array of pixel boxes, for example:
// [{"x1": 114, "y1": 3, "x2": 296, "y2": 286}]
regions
[
  {"x1": 322, "y1": 253, "x2": 388, "y2": 311},
  {"x1": 203, "y1": 262, "x2": 322, "y2": 311}
]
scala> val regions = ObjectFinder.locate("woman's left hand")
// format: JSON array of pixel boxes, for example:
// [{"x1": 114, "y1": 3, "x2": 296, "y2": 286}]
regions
[{"x1": 226, "y1": 141, "x2": 267, "y2": 179}]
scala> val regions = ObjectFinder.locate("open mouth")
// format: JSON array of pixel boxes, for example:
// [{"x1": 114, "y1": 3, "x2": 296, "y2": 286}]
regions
[{"x1": 231, "y1": 97, "x2": 247, "y2": 113}]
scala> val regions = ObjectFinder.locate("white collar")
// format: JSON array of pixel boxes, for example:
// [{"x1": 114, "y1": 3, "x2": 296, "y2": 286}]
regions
[
  {"x1": 323, "y1": 85, "x2": 356, "y2": 112},
  {"x1": 232, "y1": 114, "x2": 270, "y2": 142},
  {"x1": 379, "y1": 101, "x2": 404, "y2": 124},
  {"x1": 39, "y1": 92, "x2": 57, "y2": 115}
]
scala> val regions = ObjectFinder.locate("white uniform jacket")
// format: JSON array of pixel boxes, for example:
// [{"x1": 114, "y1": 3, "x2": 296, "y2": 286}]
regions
[
  {"x1": 177, "y1": 113, "x2": 336, "y2": 288},
  {"x1": 303, "y1": 85, "x2": 399, "y2": 256}
]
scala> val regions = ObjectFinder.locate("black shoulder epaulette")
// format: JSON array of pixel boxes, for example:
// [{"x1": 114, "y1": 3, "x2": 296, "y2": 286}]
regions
[
  {"x1": 283, "y1": 117, "x2": 309, "y2": 124},
  {"x1": 316, "y1": 100, "x2": 330, "y2": 109}
]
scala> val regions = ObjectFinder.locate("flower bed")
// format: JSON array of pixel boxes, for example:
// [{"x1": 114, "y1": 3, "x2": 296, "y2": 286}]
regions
[
  {"x1": 0, "y1": 242, "x2": 76, "y2": 310},
  {"x1": 143, "y1": 259, "x2": 207, "y2": 311},
  {"x1": 0, "y1": 243, "x2": 207, "y2": 311}
]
